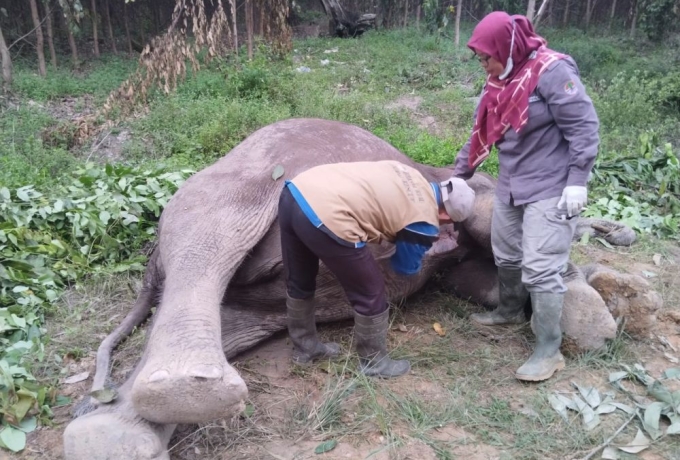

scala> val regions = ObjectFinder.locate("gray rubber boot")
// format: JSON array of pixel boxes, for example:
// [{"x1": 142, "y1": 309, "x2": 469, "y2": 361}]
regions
[
  {"x1": 287, "y1": 296, "x2": 341, "y2": 365},
  {"x1": 470, "y1": 267, "x2": 528, "y2": 326},
  {"x1": 354, "y1": 309, "x2": 410, "y2": 378},
  {"x1": 515, "y1": 292, "x2": 566, "y2": 382}
]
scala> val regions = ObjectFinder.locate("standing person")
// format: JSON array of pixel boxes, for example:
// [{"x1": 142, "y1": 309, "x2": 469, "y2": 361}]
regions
[
  {"x1": 279, "y1": 160, "x2": 476, "y2": 379},
  {"x1": 453, "y1": 11, "x2": 600, "y2": 382}
]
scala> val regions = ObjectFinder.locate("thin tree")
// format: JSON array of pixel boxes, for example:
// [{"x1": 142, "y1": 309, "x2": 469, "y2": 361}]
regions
[
  {"x1": 454, "y1": 0, "x2": 462, "y2": 45},
  {"x1": 526, "y1": 0, "x2": 537, "y2": 22},
  {"x1": 91, "y1": 0, "x2": 100, "y2": 57},
  {"x1": 29, "y1": 0, "x2": 48, "y2": 76},
  {"x1": 245, "y1": 0, "x2": 253, "y2": 60},
  {"x1": 44, "y1": 0, "x2": 58, "y2": 69},
  {"x1": 404, "y1": 0, "x2": 409, "y2": 27},
  {"x1": 103, "y1": 0, "x2": 117, "y2": 54},
  {"x1": 562, "y1": 0, "x2": 570, "y2": 26},
  {"x1": 123, "y1": 0, "x2": 133, "y2": 55},
  {"x1": 0, "y1": 23, "x2": 11, "y2": 90},
  {"x1": 533, "y1": 0, "x2": 550, "y2": 27},
  {"x1": 230, "y1": 0, "x2": 238, "y2": 52},
  {"x1": 608, "y1": 0, "x2": 617, "y2": 32},
  {"x1": 59, "y1": 0, "x2": 80, "y2": 66},
  {"x1": 629, "y1": 0, "x2": 638, "y2": 37}
]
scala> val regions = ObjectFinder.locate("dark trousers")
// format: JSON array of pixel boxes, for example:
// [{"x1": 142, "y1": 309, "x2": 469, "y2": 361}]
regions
[{"x1": 278, "y1": 187, "x2": 387, "y2": 317}]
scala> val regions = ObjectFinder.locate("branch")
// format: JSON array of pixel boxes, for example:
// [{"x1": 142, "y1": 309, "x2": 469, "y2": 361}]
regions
[
  {"x1": 578, "y1": 412, "x2": 636, "y2": 460},
  {"x1": 8, "y1": 5, "x2": 53, "y2": 50}
]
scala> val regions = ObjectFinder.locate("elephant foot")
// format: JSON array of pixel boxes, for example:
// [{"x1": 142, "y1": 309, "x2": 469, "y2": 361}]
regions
[
  {"x1": 63, "y1": 401, "x2": 175, "y2": 460},
  {"x1": 131, "y1": 347, "x2": 248, "y2": 424}
]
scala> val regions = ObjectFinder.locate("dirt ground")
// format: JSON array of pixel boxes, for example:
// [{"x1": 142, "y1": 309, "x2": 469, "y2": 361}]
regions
[{"x1": 11, "y1": 238, "x2": 680, "y2": 460}]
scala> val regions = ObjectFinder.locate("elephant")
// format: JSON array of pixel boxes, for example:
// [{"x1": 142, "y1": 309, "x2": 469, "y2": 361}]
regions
[{"x1": 62, "y1": 118, "x2": 641, "y2": 459}]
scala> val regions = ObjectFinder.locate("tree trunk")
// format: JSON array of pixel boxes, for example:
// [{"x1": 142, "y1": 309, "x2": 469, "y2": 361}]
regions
[
  {"x1": 103, "y1": 0, "x2": 117, "y2": 54},
  {"x1": 416, "y1": 3, "x2": 420, "y2": 29},
  {"x1": 608, "y1": 0, "x2": 617, "y2": 32},
  {"x1": 0, "y1": 23, "x2": 12, "y2": 90},
  {"x1": 230, "y1": 0, "x2": 238, "y2": 53},
  {"x1": 246, "y1": 0, "x2": 253, "y2": 60},
  {"x1": 91, "y1": 0, "x2": 100, "y2": 57},
  {"x1": 259, "y1": 0, "x2": 265, "y2": 36},
  {"x1": 455, "y1": 0, "x2": 462, "y2": 46},
  {"x1": 61, "y1": 2, "x2": 79, "y2": 66},
  {"x1": 29, "y1": 0, "x2": 47, "y2": 76},
  {"x1": 534, "y1": 0, "x2": 550, "y2": 27},
  {"x1": 526, "y1": 0, "x2": 537, "y2": 22},
  {"x1": 629, "y1": 0, "x2": 637, "y2": 37},
  {"x1": 403, "y1": 0, "x2": 409, "y2": 27},
  {"x1": 585, "y1": 0, "x2": 592, "y2": 29},
  {"x1": 562, "y1": 0, "x2": 570, "y2": 26},
  {"x1": 138, "y1": 3, "x2": 146, "y2": 45},
  {"x1": 45, "y1": 1, "x2": 57, "y2": 69},
  {"x1": 123, "y1": 1, "x2": 132, "y2": 54},
  {"x1": 548, "y1": 0, "x2": 553, "y2": 26}
]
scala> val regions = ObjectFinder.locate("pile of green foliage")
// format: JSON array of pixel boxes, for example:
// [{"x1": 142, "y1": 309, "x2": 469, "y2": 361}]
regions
[{"x1": 0, "y1": 164, "x2": 190, "y2": 451}]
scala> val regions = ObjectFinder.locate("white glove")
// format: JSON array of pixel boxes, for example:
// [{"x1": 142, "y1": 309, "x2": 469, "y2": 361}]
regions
[{"x1": 557, "y1": 186, "x2": 588, "y2": 217}]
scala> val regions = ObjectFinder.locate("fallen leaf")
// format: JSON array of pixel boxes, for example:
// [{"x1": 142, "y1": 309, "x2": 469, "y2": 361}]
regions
[
  {"x1": 63, "y1": 371, "x2": 90, "y2": 384},
  {"x1": 518, "y1": 406, "x2": 539, "y2": 419},
  {"x1": 548, "y1": 394, "x2": 569, "y2": 421},
  {"x1": 609, "y1": 371, "x2": 628, "y2": 383},
  {"x1": 397, "y1": 324, "x2": 408, "y2": 332},
  {"x1": 572, "y1": 381, "x2": 601, "y2": 408},
  {"x1": 89, "y1": 388, "x2": 118, "y2": 404},
  {"x1": 272, "y1": 165, "x2": 285, "y2": 181},
  {"x1": 314, "y1": 439, "x2": 338, "y2": 454},
  {"x1": 601, "y1": 446, "x2": 619, "y2": 459},
  {"x1": 572, "y1": 395, "x2": 600, "y2": 430},
  {"x1": 432, "y1": 322, "x2": 445, "y2": 336},
  {"x1": 0, "y1": 426, "x2": 26, "y2": 453},
  {"x1": 668, "y1": 422, "x2": 680, "y2": 435},
  {"x1": 664, "y1": 353, "x2": 679, "y2": 364},
  {"x1": 617, "y1": 429, "x2": 650, "y2": 454},
  {"x1": 652, "y1": 253, "x2": 662, "y2": 266},
  {"x1": 663, "y1": 367, "x2": 680, "y2": 379},
  {"x1": 595, "y1": 403, "x2": 617, "y2": 414},
  {"x1": 610, "y1": 403, "x2": 635, "y2": 414},
  {"x1": 642, "y1": 401, "x2": 665, "y2": 440}
]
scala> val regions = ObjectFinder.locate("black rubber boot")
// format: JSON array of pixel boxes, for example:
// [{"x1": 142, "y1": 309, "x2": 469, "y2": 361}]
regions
[
  {"x1": 354, "y1": 309, "x2": 410, "y2": 378},
  {"x1": 470, "y1": 267, "x2": 528, "y2": 325},
  {"x1": 515, "y1": 292, "x2": 566, "y2": 382},
  {"x1": 287, "y1": 296, "x2": 341, "y2": 365}
]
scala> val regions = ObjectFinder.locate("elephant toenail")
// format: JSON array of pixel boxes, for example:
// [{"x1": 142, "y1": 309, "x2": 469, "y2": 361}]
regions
[
  {"x1": 148, "y1": 370, "x2": 170, "y2": 382},
  {"x1": 189, "y1": 365, "x2": 222, "y2": 380}
]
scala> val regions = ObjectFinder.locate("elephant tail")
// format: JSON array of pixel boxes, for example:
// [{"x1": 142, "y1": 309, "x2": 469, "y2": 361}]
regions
[{"x1": 89, "y1": 248, "x2": 163, "y2": 403}]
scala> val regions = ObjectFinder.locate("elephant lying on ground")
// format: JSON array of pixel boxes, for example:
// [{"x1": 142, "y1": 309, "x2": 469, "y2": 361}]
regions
[{"x1": 63, "y1": 118, "x2": 646, "y2": 459}]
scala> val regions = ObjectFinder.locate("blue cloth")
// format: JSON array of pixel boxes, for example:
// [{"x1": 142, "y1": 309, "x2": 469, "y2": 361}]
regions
[{"x1": 390, "y1": 222, "x2": 438, "y2": 276}]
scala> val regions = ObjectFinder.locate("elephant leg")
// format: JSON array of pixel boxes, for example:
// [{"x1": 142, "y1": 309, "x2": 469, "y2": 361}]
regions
[
  {"x1": 439, "y1": 257, "x2": 500, "y2": 309},
  {"x1": 63, "y1": 355, "x2": 176, "y2": 460},
  {"x1": 130, "y1": 275, "x2": 247, "y2": 424}
]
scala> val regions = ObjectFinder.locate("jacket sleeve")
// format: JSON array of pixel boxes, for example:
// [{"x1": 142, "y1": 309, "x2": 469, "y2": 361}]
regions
[
  {"x1": 538, "y1": 59, "x2": 600, "y2": 187},
  {"x1": 452, "y1": 93, "x2": 482, "y2": 179},
  {"x1": 390, "y1": 223, "x2": 438, "y2": 276}
]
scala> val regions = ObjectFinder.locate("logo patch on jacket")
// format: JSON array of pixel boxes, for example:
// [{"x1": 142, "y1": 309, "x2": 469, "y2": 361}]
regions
[{"x1": 564, "y1": 80, "x2": 577, "y2": 95}]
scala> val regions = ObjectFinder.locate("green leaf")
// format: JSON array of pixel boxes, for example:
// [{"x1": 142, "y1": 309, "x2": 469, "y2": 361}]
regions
[
  {"x1": 243, "y1": 404, "x2": 254, "y2": 418},
  {"x1": 0, "y1": 426, "x2": 26, "y2": 452},
  {"x1": 99, "y1": 210, "x2": 111, "y2": 224},
  {"x1": 611, "y1": 402, "x2": 635, "y2": 414},
  {"x1": 579, "y1": 231, "x2": 590, "y2": 245},
  {"x1": 572, "y1": 381, "x2": 601, "y2": 408},
  {"x1": 16, "y1": 189, "x2": 30, "y2": 202},
  {"x1": 548, "y1": 394, "x2": 569, "y2": 421},
  {"x1": 0, "y1": 187, "x2": 9, "y2": 200},
  {"x1": 90, "y1": 388, "x2": 118, "y2": 404},
  {"x1": 17, "y1": 416, "x2": 37, "y2": 433},
  {"x1": 314, "y1": 439, "x2": 337, "y2": 454},
  {"x1": 668, "y1": 422, "x2": 680, "y2": 435},
  {"x1": 272, "y1": 165, "x2": 285, "y2": 181},
  {"x1": 595, "y1": 237, "x2": 614, "y2": 249}
]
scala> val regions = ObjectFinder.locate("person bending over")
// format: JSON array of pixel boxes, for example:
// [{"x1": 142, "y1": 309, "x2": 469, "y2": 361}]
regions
[{"x1": 279, "y1": 160, "x2": 476, "y2": 378}]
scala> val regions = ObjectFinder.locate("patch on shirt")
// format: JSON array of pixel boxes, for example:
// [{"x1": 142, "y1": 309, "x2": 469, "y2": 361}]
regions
[
  {"x1": 564, "y1": 80, "x2": 578, "y2": 95},
  {"x1": 528, "y1": 95, "x2": 542, "y2": 103}
]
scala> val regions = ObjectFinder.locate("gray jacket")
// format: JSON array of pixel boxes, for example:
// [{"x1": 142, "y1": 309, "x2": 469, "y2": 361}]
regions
[{"x1": 453, "y1": 57, "x2": 600, "y2": 206}]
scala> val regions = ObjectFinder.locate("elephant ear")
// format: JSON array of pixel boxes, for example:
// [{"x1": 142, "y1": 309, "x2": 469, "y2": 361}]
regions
[{"x1": 368, "y1": 241, "x2": 396, "y2": 261}]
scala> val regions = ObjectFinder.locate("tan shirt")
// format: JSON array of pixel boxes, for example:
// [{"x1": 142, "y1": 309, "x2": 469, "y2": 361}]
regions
[{"x1": 290, "y1": 161, "x2": 439, "y2": 244}]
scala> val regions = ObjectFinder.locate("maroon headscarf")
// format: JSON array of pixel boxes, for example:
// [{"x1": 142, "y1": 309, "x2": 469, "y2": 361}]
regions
[{"x1": 466, "y1": 12, "x2": 567, "y2": 169}]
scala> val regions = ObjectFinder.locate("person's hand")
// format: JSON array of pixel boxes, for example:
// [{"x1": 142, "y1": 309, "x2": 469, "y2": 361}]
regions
[{"x1": 557, "y1": 186, "x2": 588, "y2": 217}]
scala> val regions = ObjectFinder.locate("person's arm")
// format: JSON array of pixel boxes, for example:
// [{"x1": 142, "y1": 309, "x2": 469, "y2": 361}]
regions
[
  {"x1": 390, "y1": 222, "x2": 438, "y2": 276},
  {"x1": 539, "y1": 59, "x2": 600, "y2": 187},
  {"x1": 452, "y1": 92, "x2": 483, "y2": 179}
]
